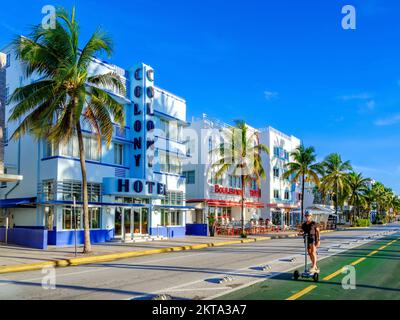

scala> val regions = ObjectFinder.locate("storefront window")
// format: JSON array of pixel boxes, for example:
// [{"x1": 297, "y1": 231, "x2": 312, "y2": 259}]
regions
[
  {"x1": 160, "y1": 209, "x2": 182, "y2": 226},
  {"x1": 62, "y1": 206, "x2": 101, "y2": 230}
]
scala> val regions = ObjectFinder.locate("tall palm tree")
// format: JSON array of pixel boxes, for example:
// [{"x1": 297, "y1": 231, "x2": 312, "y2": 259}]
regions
[
  {"x1": 8, "y1": 7, "x2": 125, "y2": 253},
  {"x1": 370, "y1": 182, "x2": 386, "y2": 218},
  {"x1": 346, "y1": 172, "x2": 371, "y2": 224},
  {"x1": 282, "y1": 145, "x2": 321, "y2": 222},
  {"x1": 212, "y1": 120, "x2": 269, "y2": 236},
  {"x1": 319, "y1": 153, "x2": 352, "y2": 218}
]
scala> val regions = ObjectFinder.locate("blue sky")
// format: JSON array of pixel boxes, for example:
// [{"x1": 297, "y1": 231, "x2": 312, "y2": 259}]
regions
[{"x1": 1, "y1": 0, "x2": 400, "y2": 192}]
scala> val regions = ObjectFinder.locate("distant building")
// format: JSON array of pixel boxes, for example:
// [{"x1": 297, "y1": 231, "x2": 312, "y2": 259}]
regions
[
  {"x1": 183, "y1": 115, "x2": 264, "y2": 235},
  {"x1": 0, "y1": 53, "x2": 23, "y2": 184},
  {"x1": 259, "y1": 127, "x2": 301, "y2": 227}
]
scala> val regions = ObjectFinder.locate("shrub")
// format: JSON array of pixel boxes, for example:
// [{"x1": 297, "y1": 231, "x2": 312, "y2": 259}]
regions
[{"x1": 354, "y1": 219, "x2": 371, "y2": 227}]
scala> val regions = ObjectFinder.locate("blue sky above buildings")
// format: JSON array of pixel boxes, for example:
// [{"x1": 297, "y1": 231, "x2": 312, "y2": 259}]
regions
[{"x1": 1, "y1": 0, "x2": 400, "y2": 192}]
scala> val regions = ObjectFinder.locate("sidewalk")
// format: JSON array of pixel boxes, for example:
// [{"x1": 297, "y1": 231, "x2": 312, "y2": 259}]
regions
[{"x1": 0, "y1": 230, "x2": 311, "y2": 274}]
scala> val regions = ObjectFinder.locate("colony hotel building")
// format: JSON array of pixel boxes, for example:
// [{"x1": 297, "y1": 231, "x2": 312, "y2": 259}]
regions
[{"x1": 0, "y1": 41, "x2": 191, "y2": 248}]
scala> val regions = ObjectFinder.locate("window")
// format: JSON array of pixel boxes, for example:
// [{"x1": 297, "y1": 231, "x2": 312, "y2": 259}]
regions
[
  {"x1": 219, "y1": 136, "x2": 224, "y2": 157},
  {"x1": 43, "y1": 180, "x2": 55, "y2": 201},
  {"x1": 284, "y1": 151, "x2": 290, "y2": 160},
  {"x1": 229, "y1": 175, "x2": 242, "y2": 189},
  {"x1": 90, "y1": 208, "x2": 101, "y2": 229},
  {"x1": 273, "y1": 147, "x2": 280, "y2": 157},
  {"x1": 186, "y1": 139, "x2": 195, "y2": 156},
  {"x1": 5, "y1": 53, "x2": 10, "y2": 68},
  {"x1": 159, "y1": 119, "x2": 183, "y2": 142},
  {"x1": 62, "y1": 206, "x2": 101, "y2": 230},
  {"x1": 59, "y1": 135, "x2": 100, "y2": 161},
  {"x1": 183, "y1": 171, "x2": 195, "y2": 184},
  {"x1": 273, "y1": 167, "x2": 280, "y2": 178},
  {"x1": 251, "y1": 179, "x2": 257, "y2": 190},
  {"x1": 114, "y1": 143, "x2": 124, "y2": 165},
  {"x1": 273, "y1": 190, "x2": 280, "y2": 199},
  {"x1": 162, "y1": 191, "x2": 184, "y2": 206},
  {"x1": 159, "y1": 153, "x2": 182, "y2": 175},
  {"x1": 5, "y1": 86, "x2": 9, "y2": 101},
  {"x1": 208, "y1": 137, "x2": 213, "y2": 152},
  {"x1": 284, "y1": 190, "x2": 290, "y2": 200},
  {"x1": 62, "y1": 206, "x2": 82, "y2": 230},
  {"x1": 59, "y1": 180, "x2": 101, "y2": 203},
  {"x1": 161, "y1": 209, "x2": 182, "y2": 226},
  {"x1": 210, "y1": 174, "x2": 223, "y2": 185},
  {"x1": 44, "y1": 141, "x2": 53, "y2": 158}
]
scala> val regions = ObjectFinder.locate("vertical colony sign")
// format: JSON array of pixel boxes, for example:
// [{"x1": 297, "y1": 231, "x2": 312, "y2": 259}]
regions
[{"x1": 131, "y1": 64, "x2": 156, "y2": 181}]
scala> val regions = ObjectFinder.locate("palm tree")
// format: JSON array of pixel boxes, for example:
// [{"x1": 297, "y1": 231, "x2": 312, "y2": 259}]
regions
[
  {"x1": 319, "y1": 153, "x2": 352, "y2": 218},
  {"x1": 8, "y1": 7, "x2": 125, "y2": 253},
  {"x1": 212, "y1": 120, "x2": 269, "y2": 237},
  {"x1": 282, "y1": 145, "x2": 321, "y2": 222},
  {"x1": 370, "y1": 182, "x2": 386, "y2": 218},
  {"x1": 346, "y1": 172, "x2": 371, "y2": 224}
]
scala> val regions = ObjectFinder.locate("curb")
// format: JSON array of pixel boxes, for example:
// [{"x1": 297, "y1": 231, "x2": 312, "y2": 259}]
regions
[{"x1": 0, "y1": 230, "x2": 335, "y2": 275}]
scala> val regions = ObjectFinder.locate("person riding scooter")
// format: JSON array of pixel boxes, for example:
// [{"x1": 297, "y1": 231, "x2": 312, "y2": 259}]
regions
[{"x1": 301, "y1": 211, "x2": 321, "y2": 273}]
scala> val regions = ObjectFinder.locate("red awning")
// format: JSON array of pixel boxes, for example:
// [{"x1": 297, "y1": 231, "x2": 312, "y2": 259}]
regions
[{"x1": 186, "y1": 199, "x2": 265, "y2": 209}]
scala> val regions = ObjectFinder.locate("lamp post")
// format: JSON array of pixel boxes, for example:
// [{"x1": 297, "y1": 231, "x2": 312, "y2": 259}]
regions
[{"x1": 73, "y1": 196, "x2": 77, "y2": 257}]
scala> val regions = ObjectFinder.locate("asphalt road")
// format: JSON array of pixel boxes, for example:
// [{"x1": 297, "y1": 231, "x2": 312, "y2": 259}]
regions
[{"x1": 0, "y1": 225, "x2": 398, "y2": 300}]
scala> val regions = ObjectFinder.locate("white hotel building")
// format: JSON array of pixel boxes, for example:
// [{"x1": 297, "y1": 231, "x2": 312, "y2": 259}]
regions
[
  {"x1": 183, "y1": 116, "x2": 265, "y2": 234},
  {"x1": 259, "y1": 127, "x2": 302, "y2": 227},
  {"x1": 182, "y1": 118, "x2": 302, "y2": 232},
  {"x1": 0, "y1": 41, "x2": 191, "y2": 249}
]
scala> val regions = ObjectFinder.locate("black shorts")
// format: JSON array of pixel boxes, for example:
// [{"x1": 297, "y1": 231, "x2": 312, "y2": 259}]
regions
[{"x1": 304, "y1": 236, "x2": 317, "y2": 248}]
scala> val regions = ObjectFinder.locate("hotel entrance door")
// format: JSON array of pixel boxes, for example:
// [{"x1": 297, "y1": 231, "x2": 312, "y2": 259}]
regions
[
  {"x1": 133, "y1": 208, "x2": 149, "y2": 235},
  {"x1": 115, "y1": 207, "x2": 149, "y2": 240}
]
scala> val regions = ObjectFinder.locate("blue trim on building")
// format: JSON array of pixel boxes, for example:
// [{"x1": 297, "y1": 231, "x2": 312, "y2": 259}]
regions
[
  {"x1": 149, "y1": 226, "x2": 186, "y2": 238},
  {"x1": 154, "y1": 205, "x2": 195, "y2": 210},
  {"x1": 154, "y1": 110, "x2": 189, "y2": 126},
  {"x1": 48, "y1": 229, "x2": 114, "y2": 246},
  {"x1": 0, "y1": 197, "x2": 37, "y2": 208},
  {"x1": 0, "y1": 227, "x2": 48, "y2": 249},
  {"x1": 186, "y1": 224, "x2": 209, "y2": 236},
  {"x1": 40, "y1": 200, "x2": 146, "y2": 208},
  {"x1": 41, "y1": 156, "x2": 130, "y2": 170},
  {"x1": 154, "y1": 171, "x2": 186, "y2": 179}
]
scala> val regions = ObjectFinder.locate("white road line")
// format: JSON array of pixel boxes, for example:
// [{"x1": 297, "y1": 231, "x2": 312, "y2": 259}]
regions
[{"x1": 128, "y1": 232, "x2": 384, "y2": 300}]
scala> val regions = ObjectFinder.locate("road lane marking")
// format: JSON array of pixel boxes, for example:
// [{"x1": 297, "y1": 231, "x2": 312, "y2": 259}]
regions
[
  {"x1": 286, "y1": 285, "x2": 317, "y2": 301},
  {"x1": 367, "y1": 250, "x2": 379, "y2": 257},
  {"x1": 287, "y1": 233, "x2": 400, "y2": 299},
  {"x1": 208, "y1": 230, "x2": 385, "y2": 300},
  {"x1": 350, "y1": 257, "x2": 366, "y2": 266}
]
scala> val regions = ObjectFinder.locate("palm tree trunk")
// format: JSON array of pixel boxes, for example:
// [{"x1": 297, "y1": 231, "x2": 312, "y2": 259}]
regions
[
  {"x1": 335, "y1": 183, "x2": 339, "y2": 219},
  {"x1": 241, "y1": 175, "x2": 245, "y2": 236},
  {"x1": 76, "y1": 122, "x2": 92, "y2": 254},
  {"x1": 301, "y1": 173, "x2": 305, "y2": 222}
]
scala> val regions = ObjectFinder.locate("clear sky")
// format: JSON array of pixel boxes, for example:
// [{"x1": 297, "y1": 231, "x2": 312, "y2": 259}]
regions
[{"x1": 1, "y1": 0, "x2": 400, "y2": 192}]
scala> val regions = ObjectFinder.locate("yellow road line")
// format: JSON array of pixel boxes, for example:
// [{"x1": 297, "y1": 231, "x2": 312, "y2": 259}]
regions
[
  {"x1": 367, "y1": 250, "x2": 379, "y2": 257},
  {"x1": 323, "y1": 268, "x2": 345, "y2": 281},
  {"x1": 350, "y1": 257, "x2": 366, "y2": 266},
  {"x1": 286, "y1": 285, "x2": 318, "y2": 301},
  {"x1": 294, "y1": 235, "x2": 400, "y2": 297}
]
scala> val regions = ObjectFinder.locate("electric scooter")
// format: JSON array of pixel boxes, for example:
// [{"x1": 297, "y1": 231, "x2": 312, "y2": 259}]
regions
[{"x1": 293, "y1": 233, "x2": 319, "y2": 282}]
